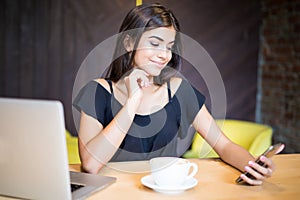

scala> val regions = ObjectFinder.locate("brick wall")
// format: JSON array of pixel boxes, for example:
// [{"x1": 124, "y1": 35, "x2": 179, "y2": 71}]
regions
[{"x1": 257, "y1": 0, "x2": 300, "y2": 153}]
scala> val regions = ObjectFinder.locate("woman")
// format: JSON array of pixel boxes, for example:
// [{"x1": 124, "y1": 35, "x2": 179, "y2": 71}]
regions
[{"x1": 74, "y1": 3, "x2": 281, "y2": 185}]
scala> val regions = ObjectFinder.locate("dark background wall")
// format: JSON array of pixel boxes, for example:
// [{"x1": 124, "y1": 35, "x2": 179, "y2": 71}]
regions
[
  {"x1": 258, "y1": 0, "x2": 300, "y2": 153},
  {"x1": 0, "y1": 0, "x2": 260, "y2": 133},
  {"x1": 1, "y1": 0, "x2": 298, "y2": 152}
]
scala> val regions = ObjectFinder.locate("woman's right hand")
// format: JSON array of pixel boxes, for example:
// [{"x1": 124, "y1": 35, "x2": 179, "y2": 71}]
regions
[{"x1": 124, "y1": 69, "x2": 150, "y2": 104}]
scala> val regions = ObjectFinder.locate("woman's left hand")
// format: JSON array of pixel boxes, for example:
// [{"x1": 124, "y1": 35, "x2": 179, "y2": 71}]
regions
[{"x1": 239, "y1": 156, "x2": 275, "y2": 185}]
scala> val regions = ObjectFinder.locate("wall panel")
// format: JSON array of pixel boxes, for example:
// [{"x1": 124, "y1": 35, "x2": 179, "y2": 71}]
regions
[{"x1": 0, "y1": 0, "x2": 260, "y2": 135}]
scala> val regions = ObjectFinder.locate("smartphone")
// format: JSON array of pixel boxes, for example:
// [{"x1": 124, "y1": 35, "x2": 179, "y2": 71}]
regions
[{"x1": 236, "y1": 143, "x2": 285, "y2": 184}]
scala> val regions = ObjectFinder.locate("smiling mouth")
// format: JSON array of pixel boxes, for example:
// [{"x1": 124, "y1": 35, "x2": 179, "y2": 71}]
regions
[{"x1": 151, "y1": 61, "x2": 166, "y2": 68}]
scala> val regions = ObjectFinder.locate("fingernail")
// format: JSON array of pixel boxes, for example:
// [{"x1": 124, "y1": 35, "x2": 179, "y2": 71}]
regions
[
  {"x1": 249, "y1": 161, "x2": 254, "y2": 166},
  {"x1": 245, "y1": 166, "x2": 251, "y2": 171},
  {"x1": 260, "y1": 156, "x2": 266, "y2": 162}
]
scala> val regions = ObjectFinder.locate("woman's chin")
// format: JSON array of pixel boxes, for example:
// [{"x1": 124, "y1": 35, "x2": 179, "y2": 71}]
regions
[{"x1": 147, "y1": 69, "x2": 162, "y2": 77}]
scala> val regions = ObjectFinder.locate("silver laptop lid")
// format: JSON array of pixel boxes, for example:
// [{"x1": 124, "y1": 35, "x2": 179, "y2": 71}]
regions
[{"x1": 0, "y1": 98, "x2": 72, "y2": 200}]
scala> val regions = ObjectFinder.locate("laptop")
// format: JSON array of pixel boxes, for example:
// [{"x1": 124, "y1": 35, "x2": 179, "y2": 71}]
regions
[{"x1": 0, "y1": 97, "x2": 116, "y2": 200}]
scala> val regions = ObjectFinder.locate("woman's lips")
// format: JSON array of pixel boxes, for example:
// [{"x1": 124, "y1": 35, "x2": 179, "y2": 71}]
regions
[{"x1": 151, "y1": 60, "x2": 166, "y2": 68}]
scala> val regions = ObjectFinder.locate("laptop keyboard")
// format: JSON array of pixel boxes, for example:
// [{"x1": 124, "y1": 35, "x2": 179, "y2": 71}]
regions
[{"x1": 71, "y1": 183, "x2": 85, "y2": 192}]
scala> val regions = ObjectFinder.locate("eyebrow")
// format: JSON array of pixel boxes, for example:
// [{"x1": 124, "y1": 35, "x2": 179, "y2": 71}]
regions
[{"x1": 148, "y1": 36, "x2": 175, "y2": 44}]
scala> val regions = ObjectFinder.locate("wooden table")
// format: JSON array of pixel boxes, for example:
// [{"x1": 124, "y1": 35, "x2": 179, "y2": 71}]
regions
[{"x1": 69, "y1": 154, "x2": 300, "y2": 200}]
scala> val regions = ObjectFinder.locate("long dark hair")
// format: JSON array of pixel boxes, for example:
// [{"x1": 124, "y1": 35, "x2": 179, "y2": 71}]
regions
[{"x1": 105, "y1": 3, "x2": 182, "y2": 85}]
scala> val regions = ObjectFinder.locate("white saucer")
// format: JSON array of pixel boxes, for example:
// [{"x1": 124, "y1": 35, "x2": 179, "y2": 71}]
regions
[{"x1": 141, "y1": 175, "x2": 198, "y2": 194}]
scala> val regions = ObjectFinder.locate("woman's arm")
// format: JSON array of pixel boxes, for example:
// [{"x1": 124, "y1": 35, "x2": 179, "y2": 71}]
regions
[
  {"x1": 78, "y1": 70, "x2": 150, "y2": 174},
  {"x1": 78, "y1": 97, "x2": 138, "y2": 174},
  {"x1": 192, "y1": 105, "x2": 275, "y2": 185}
]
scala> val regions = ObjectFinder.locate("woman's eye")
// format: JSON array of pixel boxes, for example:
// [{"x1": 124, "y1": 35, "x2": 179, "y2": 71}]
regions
[
  {"x1": 167, "y1": 46, "x2": 173, "y2": 51},
  {"x1": 150, "y1": 41, "x2": 159, "y2": 47}
]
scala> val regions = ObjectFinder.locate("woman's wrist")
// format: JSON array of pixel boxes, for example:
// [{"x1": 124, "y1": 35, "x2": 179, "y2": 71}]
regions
[{"x1": 125, "y1": 97, "x2": 140, "y2": 119}]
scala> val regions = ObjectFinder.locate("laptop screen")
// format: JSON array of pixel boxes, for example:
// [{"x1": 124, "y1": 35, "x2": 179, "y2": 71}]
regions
[{"x1": 0, "y1": 98, "x2": 72, "y2": 199}]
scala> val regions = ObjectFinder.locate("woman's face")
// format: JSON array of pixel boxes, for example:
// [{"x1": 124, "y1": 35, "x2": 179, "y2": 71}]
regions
[{"x1": 132, "y1": 27, "x2": 176, "y2": 77}]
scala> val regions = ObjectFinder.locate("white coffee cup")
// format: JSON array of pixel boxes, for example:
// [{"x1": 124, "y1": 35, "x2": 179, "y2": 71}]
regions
[{"x1": 150, "y1": 157, "x2": 198, "y2": 188}]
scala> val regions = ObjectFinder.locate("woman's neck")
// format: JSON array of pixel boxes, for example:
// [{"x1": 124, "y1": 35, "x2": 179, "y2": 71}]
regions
[{"x1": 115, "y1": 78, "x2": 160, "y2": 96}]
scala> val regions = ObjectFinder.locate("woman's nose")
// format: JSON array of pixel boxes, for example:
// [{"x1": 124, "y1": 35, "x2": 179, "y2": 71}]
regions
[{"x1": 157, "y1": 48, "x2": 170, "y2": 59}]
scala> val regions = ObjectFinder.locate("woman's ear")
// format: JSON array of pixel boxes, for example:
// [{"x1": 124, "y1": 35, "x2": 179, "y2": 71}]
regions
[{"x1": 123, "y1": 35, "x2": 134, "y2": 52}]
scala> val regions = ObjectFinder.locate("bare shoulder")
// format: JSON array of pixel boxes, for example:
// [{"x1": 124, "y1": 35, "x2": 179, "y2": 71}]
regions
[
  {"x1": 94, "y1": 78, "x2": 112, "y2": 93},
  {"x1": 169, "y1": 77, "x2": 183, "y2": 96}
]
